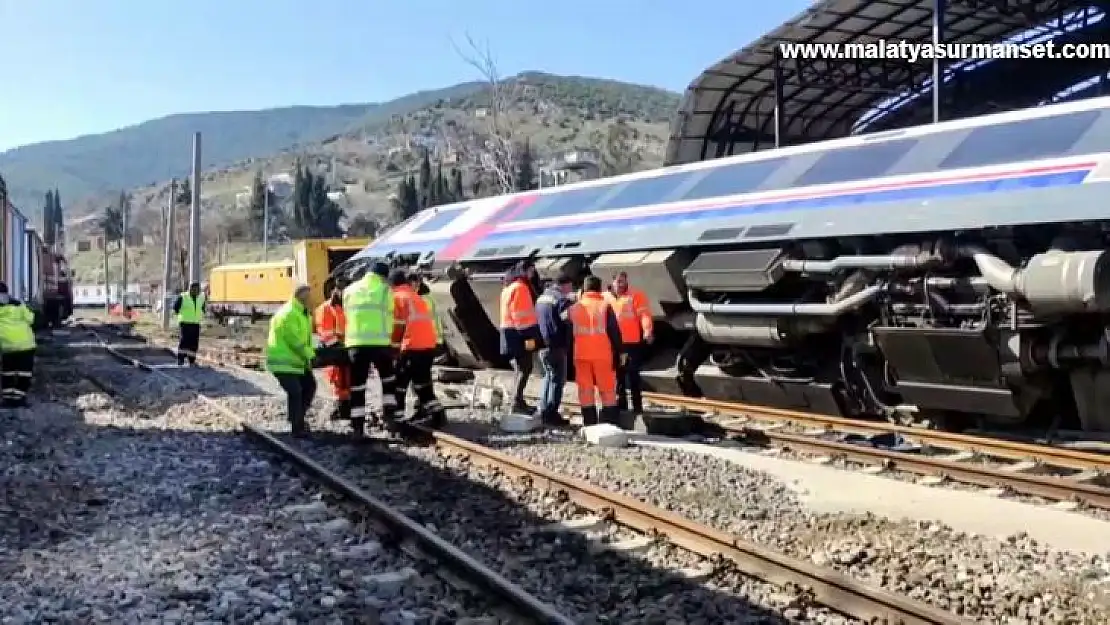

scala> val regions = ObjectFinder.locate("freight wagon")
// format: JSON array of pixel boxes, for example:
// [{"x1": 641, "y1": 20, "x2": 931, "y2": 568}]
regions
[
  {"x1": 0, "y1": 196, "x2": 72, "y2": 327},
  {"x1": 207, "y1": 237, "x2": 371, "y2": 319}
]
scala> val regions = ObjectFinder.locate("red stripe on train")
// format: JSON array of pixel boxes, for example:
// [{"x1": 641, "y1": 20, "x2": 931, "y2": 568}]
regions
[{"x1": 437, "y1": 194, "x2": 539, "y2": 261}]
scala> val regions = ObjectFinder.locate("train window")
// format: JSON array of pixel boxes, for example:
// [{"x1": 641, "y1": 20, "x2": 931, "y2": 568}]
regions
[
  {"x1": 794, "y1": 139, "x2": 917, "y2": 187},
  {"x1": 940, "y1": 109, "x2": 1099, "y2": 170},
  {"x1": 681, "y1": 157, "x2": 788, "y2": 202},
  {"x1": 600, "y1": 172, "x2": 695, "y2": 211},
  {"x1": 506, "y1": 184, "x2": 615, "y2": 222},
  {"x1": 286, "y1": 268, "x2": 292, "y2": 277},
  {"x1": 412, "y1": 206, "x2": 467, "y2": 233}
]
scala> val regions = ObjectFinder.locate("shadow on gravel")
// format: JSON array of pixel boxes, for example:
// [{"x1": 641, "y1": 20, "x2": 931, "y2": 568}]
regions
[{"x1": 297, "y1": 433, "x2": 804, "y2": 624}]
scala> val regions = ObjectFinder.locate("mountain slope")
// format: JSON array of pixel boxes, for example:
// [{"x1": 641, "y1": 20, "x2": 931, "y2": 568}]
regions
[{"x1": 0, "y1": 80, "x2": 489, "y2": 212}]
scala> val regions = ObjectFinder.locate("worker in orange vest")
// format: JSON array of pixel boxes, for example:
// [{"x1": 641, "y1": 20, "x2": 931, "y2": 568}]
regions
[
  {"x1": 390, "y1": 270, "x2": 446, "y2": 427},
  {"x1": 499, "y1": 261, "x2": 543, "y2": 413},
  {"x1": 607, "y1": 271, "x2": 654, "y2": 416},
  {"x1": 314, "y1": 280, "x2": 351, "y2": 422},
  {"x1": 568, "y1": 275, "x2": 623, "y2": 426}
]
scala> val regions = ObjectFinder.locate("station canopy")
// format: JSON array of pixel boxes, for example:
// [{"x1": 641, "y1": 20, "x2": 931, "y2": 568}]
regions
[{"x1": 665, "y1": 0, "x2": 1110, "y2": 166}]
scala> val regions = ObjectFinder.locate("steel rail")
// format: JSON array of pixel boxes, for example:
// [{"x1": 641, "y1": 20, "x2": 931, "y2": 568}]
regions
[
  {"x1": 642, "y1": 392, "x2": 1110, "y2": 471},
  {"x1": 404, "y1": 424, "x2": 972, "y2": 625},
  {"x1": 78, "y1": 325, "x2": 575, "y2": 625}
]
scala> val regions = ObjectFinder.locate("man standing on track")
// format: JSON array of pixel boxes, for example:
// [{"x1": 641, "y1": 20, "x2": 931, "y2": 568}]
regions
[
  {"x1": 0, "y1": 282, "x2": 36, "y2": 408},
  {"x1": 265, "y1": 284, "x2": 316, "y2": 436},
  {"x1": 499, "y1": 262, "x2": 543, "y2": 414},
  {"x1": 314, "y1": 280, "x2": 351, "y2": 422},
  {"x1": 390, "y1": 270, "x2": 446, "y2": 427},
  {"x1": 535, "y1": 272, "x2": 574, "y2": 426},
  {"x1": 344, "y1": 261, "x2": 399, "y2": 436},
  {"x1": 568, "y1": 276, "x2": 623, "y2": 426},
  {"x1": 172, "y1": 282, "x2": 205, "y2": 366},
  {"x1": 607, "y1": 271, "x2": 654, "y2": 417}
]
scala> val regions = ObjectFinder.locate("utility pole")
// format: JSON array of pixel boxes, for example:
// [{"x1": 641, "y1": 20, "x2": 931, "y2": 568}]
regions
[
  {"x1": 102, "y1": 224, "x2": 110, "y2": 314},
  {"x1": 262, "y1": 181, "x2": 270, "y2": 261},
  {"x1": 188, "y1": 132, "x2": 202, "y2": 285},
  {"x1": 121, "y1": 193, "x2": 129, "y2": 309},
  {"x1": 161, "y1": 180, "x2": 177, "y2": 329}
]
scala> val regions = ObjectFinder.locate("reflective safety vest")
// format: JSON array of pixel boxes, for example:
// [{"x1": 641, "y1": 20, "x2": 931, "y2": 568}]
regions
[
  {"x1": 265, "y1": 299, "x2": 315, "y2": 374},
  {"x1": 422, "y1": 294, "x2": 443, "y2": 344},
  {"x1": 178, "y1": 292, "x2": 205, "y2": 324},
  {"x1": 499, "y1": 280, "x2": 538, "y2": 331},
  {"x1": 606, "y1": 287, "x2": 653, "y2": 344},
  {"x1": 568, "y1": 293, "x2": 614, "y2": 362},
  {"x1": 0, "y1": 302, "x2": 36, "y2": 352},
  {"x1": 343, "y1": 274, "x2": 394, "y2": 347},
  {"x1": 314, "y1": 301, "x2": 346, "y2": 347},
  {"x1": 392, "y1": 285, "x2": 438, "y2": 351}
]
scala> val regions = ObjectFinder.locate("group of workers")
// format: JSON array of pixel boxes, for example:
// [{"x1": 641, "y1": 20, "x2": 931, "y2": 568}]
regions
[
  {"x1": 500, "y1": 262, "x2": 653, "y2": 427},
  {"x1": 264, "y1": 261, "x2": 446, "y2": 436}
]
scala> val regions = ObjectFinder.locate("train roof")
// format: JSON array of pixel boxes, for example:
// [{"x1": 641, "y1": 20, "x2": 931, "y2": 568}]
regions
[{"x1": 355, "y1": 95, "x2": 1110, "y2": 262}]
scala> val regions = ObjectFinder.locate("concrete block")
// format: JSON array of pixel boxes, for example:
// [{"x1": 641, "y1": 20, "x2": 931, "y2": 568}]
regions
[
  {"x1": 499, "y1": 412, "x2": 542, "y2": 433},
  {"x1": 582, "y1": 424, "x2": 629, "y2": 448}
]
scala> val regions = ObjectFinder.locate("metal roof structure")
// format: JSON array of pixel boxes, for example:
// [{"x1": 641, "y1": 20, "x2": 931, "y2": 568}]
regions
[{"x1": 666, "y1": 0, "x2": 1110, "y2": 166}]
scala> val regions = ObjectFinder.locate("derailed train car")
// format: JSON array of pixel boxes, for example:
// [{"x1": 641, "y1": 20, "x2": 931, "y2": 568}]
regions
[{"x1": 331, "y1": 96, "x2": 1110, "y2": 433}]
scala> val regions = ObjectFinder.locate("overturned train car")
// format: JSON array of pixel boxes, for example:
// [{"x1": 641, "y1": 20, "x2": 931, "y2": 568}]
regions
[{"x1": 331, "y1": 96, "x2": 1110, "y2": 433}]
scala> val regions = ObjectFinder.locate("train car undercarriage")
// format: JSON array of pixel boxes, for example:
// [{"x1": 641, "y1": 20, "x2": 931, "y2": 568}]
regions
[{"x1": 347, "y1": 222, "x2": 1110, "y2": 434}]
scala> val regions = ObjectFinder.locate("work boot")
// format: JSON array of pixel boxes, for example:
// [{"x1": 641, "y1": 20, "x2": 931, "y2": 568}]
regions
[
  {"x1": 600, "y1": 406, "x2": 621, "y2": 427},
  {"x1": 541, "y1": 410, "x2": 570, "y2": 427},
  {"x1": 350, "y1": 417, "x2": 366, "y2": 438},
  {"x1": 581, "y1": 406, "x2": 599, "y2": 427},
  {"x1": 339, "y1": 400, "x2": 352, "y2": 420},
  {"x1": 290, "y1": 413, "x2": 309, "y2": 438}
]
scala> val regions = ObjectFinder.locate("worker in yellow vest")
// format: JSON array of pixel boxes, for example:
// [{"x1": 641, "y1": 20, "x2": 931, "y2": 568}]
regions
[
  {"x1": 344, "y1": 262, "x2": 399, "y2": 436},
  {"x1": 265, "y1": 284, "x2": 317, "y2": 436},
  {"x1": 172, "y1": 282, "x2": 205, "y2": 366},
  {"x1": 0, "y1": 282, "x2": 36, "y2": 408}
]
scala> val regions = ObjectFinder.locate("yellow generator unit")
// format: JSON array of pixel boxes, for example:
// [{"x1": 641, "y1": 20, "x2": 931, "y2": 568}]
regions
[{"x1": 207, "y1": 237, "x2": 371, "y2": 318}]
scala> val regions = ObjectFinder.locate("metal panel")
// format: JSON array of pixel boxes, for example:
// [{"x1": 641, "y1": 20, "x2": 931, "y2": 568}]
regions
[{"x1": 11, "y1": 210, "x2": 27, "y2": 300}]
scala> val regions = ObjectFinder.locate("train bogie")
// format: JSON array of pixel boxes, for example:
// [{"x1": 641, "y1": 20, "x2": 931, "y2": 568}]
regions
[{"x1": 335, "y1": 95, "x2": 1110, "y2": 434}]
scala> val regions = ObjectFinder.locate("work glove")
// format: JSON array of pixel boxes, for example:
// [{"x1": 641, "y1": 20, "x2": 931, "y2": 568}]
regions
[
  {"x1": 620, "y1": 353, "x2": 629, "y2": 366},
  {"x1": 524, "y1": 339, "x2": 536, "y2": 352},
  {"x1": 644, "y1": 333, "x2": 654, "y2": 345}
]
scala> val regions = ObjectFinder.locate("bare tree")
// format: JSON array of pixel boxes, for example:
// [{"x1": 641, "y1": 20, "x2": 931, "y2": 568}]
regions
[{"x1": 452, "y1": 34, "x2": 520, "y2": 195}]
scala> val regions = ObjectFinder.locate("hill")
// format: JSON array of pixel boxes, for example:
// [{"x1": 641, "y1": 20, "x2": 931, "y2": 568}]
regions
[
  {"x1": 0, "y1": 81, "x2": 490, "y2": 213},
  {"x1": 20, "y1": 71, "x2": 680, "y2": 283}
]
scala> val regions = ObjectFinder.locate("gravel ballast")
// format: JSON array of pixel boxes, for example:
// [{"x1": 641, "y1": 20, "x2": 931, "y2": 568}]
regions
[
  {"x1": 0, "y1": 336, "x2": 499, "y2": 624},
  {"x1": 66, "y1": 330, "x2": 1110, "y2": 623}
]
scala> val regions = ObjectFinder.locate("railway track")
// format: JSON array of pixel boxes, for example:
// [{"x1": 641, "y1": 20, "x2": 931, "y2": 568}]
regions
[
  {"x1": 91, "y1": 322, "x2": 1110, "y2": 511},
  {"x1": 637, "y1": 393, "x2": 1110, "y2": 512},
  {"x1": 80, "y1": 322, "x2": 972, "y2": 624},
  {"x1": 79, "y1": 325, "x2": 574, "y2": 625}
]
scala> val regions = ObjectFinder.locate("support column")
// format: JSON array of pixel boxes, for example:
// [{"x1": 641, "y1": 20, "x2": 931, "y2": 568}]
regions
[
  {"x1": 772, "y1": 47, "x2": 785, "y2": 148},
  {"x1": 188, "y1": 132, "x2": 202, "y2": 286},
  {"x1": 932, "y1": 0, "x2": 946, "y2": 123},
  {"x1": 161, "y1": 180, "x2": 177, "y2": 329}
]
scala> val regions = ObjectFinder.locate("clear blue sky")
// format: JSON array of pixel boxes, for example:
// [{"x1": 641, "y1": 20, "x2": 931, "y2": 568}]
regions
[{"x1": 0, "y1": 0, "x2": 808, "y2": 152}]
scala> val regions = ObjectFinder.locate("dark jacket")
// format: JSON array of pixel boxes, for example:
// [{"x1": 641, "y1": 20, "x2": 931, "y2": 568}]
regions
[
  {"x1": 603, "y1": 303, "x2": 623, "y2": 363},
  {"x1": 498, "y1": 268, "x2": 543, "y2": 357},
  {"x1": 535, "y1": 285, "x2": 572, "y2": 350}
]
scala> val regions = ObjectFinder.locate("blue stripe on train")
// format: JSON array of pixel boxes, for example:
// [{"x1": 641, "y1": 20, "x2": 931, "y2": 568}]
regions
[
  {"x1": 479, "y1": 169, "x2": 1091, "y2": 243},
  {"x1": 362, "y1": 168, "x2": 1091, "y2": 256}
]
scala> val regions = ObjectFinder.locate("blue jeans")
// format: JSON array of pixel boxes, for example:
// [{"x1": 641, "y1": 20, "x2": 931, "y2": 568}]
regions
[{"x1": 538, "y1": 348, "x2": 567, "y2": 419}]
